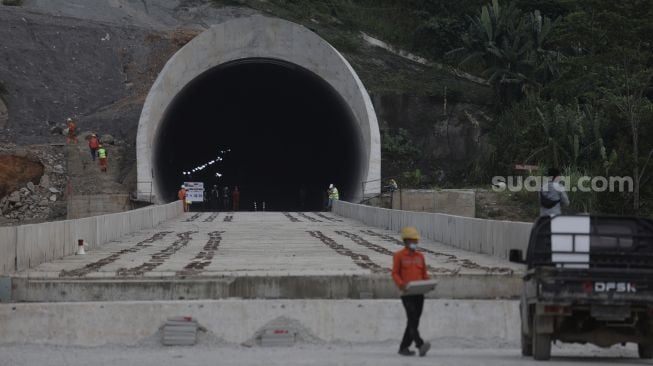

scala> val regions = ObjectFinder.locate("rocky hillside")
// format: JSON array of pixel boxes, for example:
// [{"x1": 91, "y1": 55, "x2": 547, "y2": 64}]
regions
[{"x1": 0, "y1": 0, "x2": 492, "y2": 212}]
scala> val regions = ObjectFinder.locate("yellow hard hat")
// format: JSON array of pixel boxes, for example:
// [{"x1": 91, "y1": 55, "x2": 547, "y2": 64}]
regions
[{"x1": 400, "y1": 227, "x2": 420, "y2": 240}]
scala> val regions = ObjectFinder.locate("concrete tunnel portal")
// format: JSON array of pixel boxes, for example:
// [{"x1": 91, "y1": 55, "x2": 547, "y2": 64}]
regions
[{"x1": 137, "y1": 16, "x2": 381, "y2": 209}]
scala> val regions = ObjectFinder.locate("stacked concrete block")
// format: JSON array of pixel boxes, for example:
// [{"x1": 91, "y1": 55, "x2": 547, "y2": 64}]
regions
[
  {"x1": 161, "y1": 316, "x2": 198, "y2": 346},
  {"x1": 259, "y1": 328, "x2": 296, "y2": 347}
]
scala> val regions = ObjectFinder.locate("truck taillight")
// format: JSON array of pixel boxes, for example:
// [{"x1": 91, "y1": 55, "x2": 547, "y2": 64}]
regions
[{"x1": 544, "y1": 305, "x2": 571, "y2": 315}]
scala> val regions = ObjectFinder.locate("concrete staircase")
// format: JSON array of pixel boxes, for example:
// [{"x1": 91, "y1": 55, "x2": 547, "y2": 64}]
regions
[{"x1": 64, "y1": 143, "x2": 131, "y2": 219}]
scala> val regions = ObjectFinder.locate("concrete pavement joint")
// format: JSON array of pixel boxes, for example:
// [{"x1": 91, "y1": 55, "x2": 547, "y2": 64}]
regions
[
  {"x1": 296, "y1": 212, "x2": 322, "y2": 223},
  {"x1": 313, "y1": 212, "x2": 343, "y2": 222},
  {"x1": 282, "y1": 212, "x2": 300, "y2": 222},
  {"x1": 202, "y1": 213, "x2": 220, "y2": 222},
  {"x1": 58, "y1": 231, "x2": 174, "y2": 278},
  {"x1": 360, "y1": 229, "x2": 512, "y2": 274},
  {"x1": 307, "y1": 231, "x2": 388, "y2": 273},
  {"x1": 185, "y1": 213, "x2": 203, "y2": 222},
  {"x1": 117, "y1": 231, "x2": 197, "y2": 276},
  {"x1": 336, "y1": 230, "x2": 454, "y2": 274},
  {"x1": 177, "y1": 231, "x2": 224, "y2": 276}
]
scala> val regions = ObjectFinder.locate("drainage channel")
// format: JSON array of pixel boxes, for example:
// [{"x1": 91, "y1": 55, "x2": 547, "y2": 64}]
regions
[
  {"x1": 117, "y1": 231, "x2": 197, "y2": 276},
  {"x1": 360, "y1": 229, "x2": 513, "y2": 274},
  {"x1": 202, "y1": 213, "x2": 220, "y2": 222},
  {"x1": 336, "y1": 230, "x2": 452, "y2": 274},
  {"x1": 307, "y1": 230, "x2": 388, "y2": 273},
  {"x1": 177, "y1": 231, "x2": 224, "y2": 276},
  {"x1": 282, "y1": 212, "x2": 300, "y2": 222},
  {"x1": 296, "y1": 212, "x2": 322, "y2": 222},
  {"x1": 185, "y1": 213, "x2": 203, "y2": 222},
  {"x1": 59, "y1": 231, "x2": 173, "y2": 277}
]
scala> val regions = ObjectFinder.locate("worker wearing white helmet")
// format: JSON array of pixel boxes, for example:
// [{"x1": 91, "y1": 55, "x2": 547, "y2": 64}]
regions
[{"x1": 327, "y1": 184, "x2": 339, "y2": 211}]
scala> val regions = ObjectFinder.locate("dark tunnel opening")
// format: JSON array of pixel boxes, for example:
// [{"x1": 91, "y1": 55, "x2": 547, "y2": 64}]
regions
[{"x1": 154, "y1": 58, "x2": 364, "y2": 211}]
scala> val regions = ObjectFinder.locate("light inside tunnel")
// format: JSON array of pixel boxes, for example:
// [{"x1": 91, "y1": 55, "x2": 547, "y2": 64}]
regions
[{"x1": 154, "y1": 58, "x2": 364, "y2": 211}]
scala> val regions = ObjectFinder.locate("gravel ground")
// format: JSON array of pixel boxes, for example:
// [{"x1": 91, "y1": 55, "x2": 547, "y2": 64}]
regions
[{"x1": 0, "y1": 343, "x2": 646, "y2": 366}]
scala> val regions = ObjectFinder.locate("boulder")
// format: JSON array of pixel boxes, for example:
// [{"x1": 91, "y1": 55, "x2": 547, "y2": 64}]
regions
[
  {"x1": 53, "y1": 165, "x2": 64, "y2": 174},
  {"x1": 50, "y1": 126, "x2": 63, "y2": 135},
  {"x1": 49, "y1": 195, "x2": 57, "y2": 202},
  {"x1": 8, "y1": 191, "x2": 21, "y2": 203},
  {"x1": 49, "y1": 187, "x2": 60, "y2": 193},
  {"x1": 100, "y1": 134, "x2": 115, "y2": 145},
  {"x1": 26, "y1": 181, "x2": 36, "y2": 192},
  {"x1": 39, "y1": 175, "x2": 50, "y2": 188}
]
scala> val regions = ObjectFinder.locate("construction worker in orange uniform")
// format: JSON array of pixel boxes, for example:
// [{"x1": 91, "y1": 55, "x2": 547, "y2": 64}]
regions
[
  {"x1": 66, "y1": 118, "x2": 78, "y2": 144},
  {"x1": 88, "y1": 133, "x2": 99, "y2": 161},
  {"x1": 392, "y1": 227, "x2": 431, "y2": 357},
  {"x1": 178, "y1": 185, "x2": 188, "y2": 212},
  {"x1": 232, "y1": 186, "x2": 240, "y2": 211}
]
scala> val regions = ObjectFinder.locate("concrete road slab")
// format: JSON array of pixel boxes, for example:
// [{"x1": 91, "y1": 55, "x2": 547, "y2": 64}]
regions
[{"x1": 9, "y1": 212, "x2": 525, "y2": 301}]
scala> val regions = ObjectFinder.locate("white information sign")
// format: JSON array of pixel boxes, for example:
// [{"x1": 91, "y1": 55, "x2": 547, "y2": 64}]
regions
[
  {"x1": 551, "y1": 216, "x2": 590, "y2": 269},
  {"x1": 184, "y1": 182, "x2": 204, "y2": 203}
]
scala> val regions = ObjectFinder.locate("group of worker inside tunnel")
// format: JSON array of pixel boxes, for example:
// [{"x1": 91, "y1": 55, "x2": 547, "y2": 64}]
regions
[{"x1": 154, "y1": 59, "x2": 365, "y2": 211}]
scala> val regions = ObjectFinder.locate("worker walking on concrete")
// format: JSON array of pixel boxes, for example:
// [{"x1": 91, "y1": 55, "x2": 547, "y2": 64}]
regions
[
  {"x1": 66, "y1": 118, "x2": 78, "y2": 144},
  {"x1": 327, "y1": 184, "x2": 339, "y2": 211},
  {"x1": 232, "y1": 186, "x2": 240, "y2": 211},
  {"x1": 97, "y1": 144, "x2": 108, "y2": 172},
  {"x1": 88, "y1": 133, "x2": 99, "y2": 161},
  {"x1": 392, "y1": 227, "x2": 431, "y2": 357},
  {"x1": 178, "y1": 185, "x2": 189, "y2": 212}
]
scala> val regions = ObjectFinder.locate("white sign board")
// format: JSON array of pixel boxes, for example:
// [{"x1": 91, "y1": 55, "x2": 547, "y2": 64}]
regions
[
  {"x1": 551, "y1": 216, "x2": 590, "y2": 268},
  {"x1": 184, "y1": 182, "x2": 204, "y2": 203}
]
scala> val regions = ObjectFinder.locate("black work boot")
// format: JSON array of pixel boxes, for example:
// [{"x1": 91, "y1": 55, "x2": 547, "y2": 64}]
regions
[
  {"x1": 418, "y1": 342, "x2": 431, "y2": 357},
  {"x1": 398, "y1": 348, "x2": 415, "y2": 356}
]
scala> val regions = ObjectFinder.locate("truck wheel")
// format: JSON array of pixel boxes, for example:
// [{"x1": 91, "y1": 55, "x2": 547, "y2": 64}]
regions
[
  {"x1": 532, "y1": 333, "x2": 551, "y2": 361},
  {"x1": 521, "y1": 333, "x2": 533, "y2": 356},
  {"x1": 639, "y1": 343, "x2": 653, "y2": 359}
]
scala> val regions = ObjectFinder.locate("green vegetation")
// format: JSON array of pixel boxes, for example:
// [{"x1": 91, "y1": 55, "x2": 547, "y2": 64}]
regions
[
  {"x1": 463, "y1": 0, "x2": 653, "y2": 215},
  {"x1": 210, "y1": 0, "x2": 653, "y2": 215}
]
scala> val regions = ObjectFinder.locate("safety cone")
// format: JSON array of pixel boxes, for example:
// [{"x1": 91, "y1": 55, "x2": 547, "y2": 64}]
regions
[{"x1": 76, "y1": 239, "x2": 86, "y2": 255}]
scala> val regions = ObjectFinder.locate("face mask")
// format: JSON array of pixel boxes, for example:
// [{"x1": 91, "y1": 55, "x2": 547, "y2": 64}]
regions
[{"x1": 409, "y1": 243, "x2": 418, "y2": 251}]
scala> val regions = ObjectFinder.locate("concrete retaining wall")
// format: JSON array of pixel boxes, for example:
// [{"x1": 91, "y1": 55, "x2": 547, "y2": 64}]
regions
[
  {"x1": 391, "y1": 189, "x2": 476, "y2": 217},
  {"x1": 334, "y1": 201, "x2": 532, "y2": 260},
  {"x1": 66, "y1": 194, "x2": 131, "y2": 219},
  {"x1": 0, "y1": 201, "x2": 183, "y2": 274},
  {"x1": 0, "y1": 299, "x2": 519, "y2": 347}
]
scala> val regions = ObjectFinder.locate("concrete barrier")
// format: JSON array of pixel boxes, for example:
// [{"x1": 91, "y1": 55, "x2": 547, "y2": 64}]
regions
[
  {"x1": 392, "y1": 189, "x2": 476, "y2": 217},
  {"x1": 1, "y1": 201, "x2": 183, "y2": 274},
  {"x1": 0, "y1": 226, "x2": 16, "y2": 273},
  {"x1": 334, "y1": 201, "x2": 532, "y2": 260},
  {"x1": 0, "y1": 299, "x2": 519, "y2": 347},
  {"x1": 66, "y1": 194, "x2": 131, "y2": 219}
]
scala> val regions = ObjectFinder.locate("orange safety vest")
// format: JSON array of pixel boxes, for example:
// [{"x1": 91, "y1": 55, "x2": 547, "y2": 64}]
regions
[
  {"x1": 392, "y1": 247, "x2": 429, "y2": 289},
  {"x1": 177, "y1": 188, "x2": 186, "y2": 201}
]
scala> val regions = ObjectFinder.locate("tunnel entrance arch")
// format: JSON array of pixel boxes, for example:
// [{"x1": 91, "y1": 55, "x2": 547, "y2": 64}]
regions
[{"x1": 137, "y1": 16, "x2": 380, "y2": 208}]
